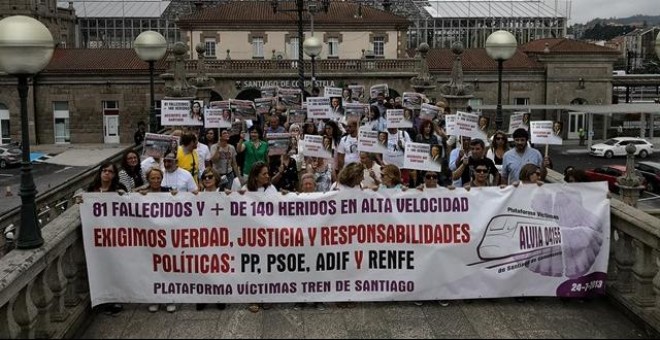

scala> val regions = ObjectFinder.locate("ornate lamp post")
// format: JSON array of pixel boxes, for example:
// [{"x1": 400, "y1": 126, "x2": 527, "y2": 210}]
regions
[
  {"x1": 485, "y1": 30, "x2": 517, "y2": 130},
  {"x1": 134, "y1": 31, "x2": 167, "y2": 133},
  {"x1": 655, "y1": 31, "x2": 660, "y2": 64},
  {"x1": 0, "y1": 16, "x2": 54, "y2": 249},
  {"x1": 303, "y1": 36, "x2": 322, "y2": 88}
]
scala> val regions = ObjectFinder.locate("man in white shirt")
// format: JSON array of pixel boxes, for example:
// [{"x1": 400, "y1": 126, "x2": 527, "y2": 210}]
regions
[
  {"x1": 162, "y1": 152, "x2": 198, "y2": 193},
  {"x1": 337, "y1": 120, "x2": 359, "y2": 170},
  {"x1": 359, "y1": 152, "x2": 381, "y2": 188}
]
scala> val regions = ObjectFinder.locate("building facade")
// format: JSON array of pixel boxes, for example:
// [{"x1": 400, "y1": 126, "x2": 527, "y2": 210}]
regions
[{"x1": 0, "y1": 2, "x2": 623, "y2": 145}]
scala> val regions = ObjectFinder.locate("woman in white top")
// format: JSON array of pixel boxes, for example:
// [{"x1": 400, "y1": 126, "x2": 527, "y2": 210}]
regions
[{"x1": 243, "y1": 161, "x2": 277, "y2": 194}]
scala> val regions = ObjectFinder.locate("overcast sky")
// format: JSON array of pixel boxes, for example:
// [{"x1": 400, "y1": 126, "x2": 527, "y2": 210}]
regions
[{"x1": 563, "y1": 0, "x2": 659, "y2": 24}]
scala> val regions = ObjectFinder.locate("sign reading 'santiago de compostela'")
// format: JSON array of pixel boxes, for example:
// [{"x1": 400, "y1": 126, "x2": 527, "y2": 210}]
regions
[
  {"x1": 238, "y1": 80, "x2": 336, "y2": 89},
  {"x1": 80, "y1": 183, "x2": 610, "y2": 306}
]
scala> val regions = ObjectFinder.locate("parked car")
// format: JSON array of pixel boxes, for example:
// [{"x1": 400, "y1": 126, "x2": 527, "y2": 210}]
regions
[
  {"x1": 0, "y1": 145, "x2": 21, "y2": 169},
  {"x1": 635, "y1": 161, "x2": 660, "y2": 194},
  {"x1": 590, "y1": 137, "x2": 653, "y2": 159},
  {"x1": 584, "y1": 165, "x2": 647, "y2": 193}
]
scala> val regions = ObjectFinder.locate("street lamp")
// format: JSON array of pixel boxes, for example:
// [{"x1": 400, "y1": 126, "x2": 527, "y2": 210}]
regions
[
  {"x1": 0, "y1": 16, "x2": 54, "y2": 249},
  {"x1": 303, "y1": 36, "x2": 322, "y2": 88},
  {"x1": 272, "y1": 0, "x2": 329, "y2": 95},
  {"x1": 134, "y1": 31, "x2": 167, "y2": 134},
  {"x1": 485, "y1": 30, "x2": 517, "y2": 131},
  {"x1": 655, "y1": 31, "x2": 660, "y2": 62}
]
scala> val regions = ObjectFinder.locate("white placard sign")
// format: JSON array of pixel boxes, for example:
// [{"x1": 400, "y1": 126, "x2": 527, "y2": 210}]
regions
[
  {"x1": 420, "y1": 103, "x2": 440, "y2": 121},
  {"x1": 204, "y1": 108, "x2": 232, "y2": 129},
  {"x1": 306, "y1": 97, "x2": 332, "y2": 120},
  {"x1": 358, "y1": 127, "x2": 387, "y2": 154},
  {"x1": 445, "y1": 115, "x2": 457, "y2": 136},
  {"x1": 324, "y1": 87, "x2": 343, "y2": 98},
  {"x1": 161, "y1": 100, "x2": 204, "y2": 126},
  {"x1": 80, "y1": 183, "x2": 610, "y2": 306},
  {"x1": 531, "y1": 121, "x2": 563, "y2": 145},
  {"x1": 455, "y1": 111, "x2": 481, "y2": 139},
  {"x1": 403, "y1": 142, "x2": 443, "y2": 172},
  {"x1": 509, "y1": 112, "x2": 526, "y2": 133},
  {"x1": 386, "y1": 109, "x2": 413, "y2": 129},
  {"x1": 301, "y1": 134, "x2": 333, "y2": 159}
]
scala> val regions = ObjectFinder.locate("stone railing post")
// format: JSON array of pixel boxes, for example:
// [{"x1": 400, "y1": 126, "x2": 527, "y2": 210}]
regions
[
  {"x1": 32, "y1": 271, "x2": 54, "y2": 338},
  {"x1": 609, "y1": 228, "x2": 617, "y2": 281},
  {"x1": 632, "y1": 239, "x2": 657, "y2": 307},
  {"x1": 652, "y1": 249, "x2": 660, "y2": 319},
  {"x1": 615, "y1": 231, "x2": 635, "y2": 293},
  {"x1": 13, "y1": 284, "x2": 38, "y2": 338},
  {"x1": 46, "y1": 255, "x2": 69, "y2": 322}
]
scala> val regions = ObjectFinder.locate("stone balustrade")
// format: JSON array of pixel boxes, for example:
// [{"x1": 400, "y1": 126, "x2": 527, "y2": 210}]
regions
[
  {"x1": 546, "y1": 169, "x2": 660, "y2": 334},
  {"x1": 183, "y1": 58, "x2": 418, "y2": 73},
  {"x1": 0, "y1": 169, "x2": 659, "y2": 338},
  {"x1": 0, "y1": 206, "x2": 89, "y2": 338}
]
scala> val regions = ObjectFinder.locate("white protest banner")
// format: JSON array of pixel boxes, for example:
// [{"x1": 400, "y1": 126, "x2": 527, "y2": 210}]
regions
[
  {"x1": 358, "y1": 127, "x2": 386, "y2": 154},
  {"x1": 445, "y1": 115, "x2": 457, "y2": 136},
  {"x1": 267, "y1": 133, "x2": 291, "y2": 156},
  {"x1": 302, "y1": 134, "x2": 333, "y2": 159},
  {"x1": 80, "y1": 182, "x2": 610, "y2": 306},
  {"x1": 386, "y1": 109, "x2": 413, "y2": 129},
  {"x1": 420, "y1": 103, "x2": 439, "y2": 121},
  {"x1": 161, "y1": 100, "x2": 204, "y2": 126},
  {"x1": 402, "y1": 92, "x2": 424, "y2": 110},
  {"x1": 306, "y1": 97, "x2": 332, "y2": 119},
  {"x1": 531, "y1": 121, "x2": 563, "y2": 145},
  {"x1": 324, "y1": 86, "x2": 343, "y2": 98},
  {"x1": 509, "y1": 112, "x2": 526, "y2": 133},
  {"x1": 143, "y1": 133, "x2": 179, "y2": 158},
  {"x1": 370, "y1": 84, "x2": 389, "y2": 99},
  {"x1": 403, "y1": 142, "x2": 443, "y2": 172}
]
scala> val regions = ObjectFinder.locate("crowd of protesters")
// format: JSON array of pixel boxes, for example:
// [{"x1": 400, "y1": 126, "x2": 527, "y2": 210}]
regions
[{"x1": 89, "y1": 88, "x2": 601, "y2": 315}]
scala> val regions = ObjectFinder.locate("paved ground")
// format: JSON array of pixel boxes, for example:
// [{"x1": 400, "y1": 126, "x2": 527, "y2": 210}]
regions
[{"x1": 81, "y1": 298, "x2": 651, "y2": 339}]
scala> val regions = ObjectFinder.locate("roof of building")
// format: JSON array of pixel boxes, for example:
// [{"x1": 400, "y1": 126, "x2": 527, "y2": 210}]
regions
[
  {"x1": 177, "y1": 1, "x2": 409, "y2": 28},
  {"x1": 43, "y1": 49, "x2": 168, "y2": 74},
  {"x1": 56, "y1": 0, "x2": 170, "y2": 18},
  {"x1": 423, "y1": 0, "x2": 567, "y2": 19},
  {"x1": 425, "y1": 48, "x2": 544, "y2": 71},
  {"x1": 521, "y1": 38, "x2": 621, "y2": 55}
]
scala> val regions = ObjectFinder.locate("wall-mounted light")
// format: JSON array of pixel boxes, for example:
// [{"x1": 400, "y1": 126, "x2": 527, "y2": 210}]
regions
[
  {"x1": 474, "y1": 78, "x2": 479, "y2": 90},
  {"x1": 578, "y1": 77, "x2": 585, "y2": 89},
  {"x1": 235, "y1": 81, "x2": 242, "y2": 90}
]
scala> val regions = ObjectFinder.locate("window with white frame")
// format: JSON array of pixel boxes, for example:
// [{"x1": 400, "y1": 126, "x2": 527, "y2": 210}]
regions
[
  {"x1": 373, "y1": 37, "x2": 385, "y2": 57},
  {"x1": 327, "y1": 38, "x2": 339, "y2": 57},
  {"x1": 0, "y1": 103, "x2": 10, "y2": 144},
  {"x1": 289, "y1": 37, "x2": 299, "y2": 60},
  {"x1": 514, "y1": 97, "x2": 530, "y2": 112},
  {"x1": 204, "y1": 38, "x2": 216, "y2": 57},
  {"x1": 53, "y1": 101, "x2": 70, "y2": 144},
  {"x1": 252, "y1": 37, "x2": 264, "y2": 58}
]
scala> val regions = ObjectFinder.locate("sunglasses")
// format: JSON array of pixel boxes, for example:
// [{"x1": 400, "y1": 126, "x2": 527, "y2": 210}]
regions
[
  {"x1": 101, "y1": 169, "x2": 114, "y2": 174},
  {"x1": 495, "y1": 136, "x2": 505, "y2": 140},
  {"x1": 425, "y1": 174, "x2": 438, "y2": 179},
  {"x1": 202, "y1": 175, "x2": 215, "y2": 180},
  {"x1": 475, "y1": 169, "x2": 488, "y2": 174}
]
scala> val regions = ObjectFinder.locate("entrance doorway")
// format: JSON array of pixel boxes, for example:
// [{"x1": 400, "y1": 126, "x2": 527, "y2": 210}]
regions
[{"x1": 568, "y1": 111, "x2": 585, "y2": 139}]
